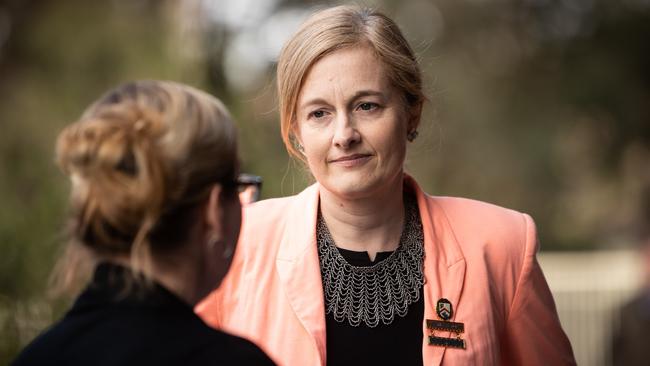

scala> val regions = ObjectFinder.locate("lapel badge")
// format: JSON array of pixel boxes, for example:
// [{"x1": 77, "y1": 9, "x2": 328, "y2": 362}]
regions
[
  {"x1": 427, "y1": 298, "x2": 466, "y2": 350},
  {"x1": 437, "y1": 298, "x2": 453, "y2": 320}
]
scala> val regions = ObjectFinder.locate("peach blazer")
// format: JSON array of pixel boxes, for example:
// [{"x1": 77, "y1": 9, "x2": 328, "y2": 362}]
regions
[{"x1": 197, "y1": 177, "x2": 575, "y2": 365}]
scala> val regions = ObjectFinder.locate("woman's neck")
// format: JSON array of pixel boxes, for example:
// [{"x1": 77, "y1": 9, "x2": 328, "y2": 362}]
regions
[
  {"x1": 319, "y1": 174, "x2": 405, "y2": 261},
  {"x1": 151, "y1": 260, "x2": 200, "y2": 305},
  {"x1": 104, "y1": 250, "x2": 202, "y2": 306}
]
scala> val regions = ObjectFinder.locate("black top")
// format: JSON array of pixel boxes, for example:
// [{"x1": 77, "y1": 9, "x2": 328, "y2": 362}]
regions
[
  {"x1": 12, "y1": 263, "x2": 275, "y2": 366},
  {"x1": 325, "y1": 248, "x2": 424, "y2": 366}
]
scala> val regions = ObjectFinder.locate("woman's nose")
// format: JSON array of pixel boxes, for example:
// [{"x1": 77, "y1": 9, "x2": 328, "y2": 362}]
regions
[{"x1": 332, "y1": 114, "x2": 360, "y2": 149}]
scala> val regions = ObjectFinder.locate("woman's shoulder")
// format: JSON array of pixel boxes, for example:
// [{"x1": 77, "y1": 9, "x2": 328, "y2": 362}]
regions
[
  {"x1": 13, "y1": 322, "x2": 275, "y2": 366},
  {"x1": 428, "y1": 195, "x2": 528, "y2": 225},
  {"x1": 241, "y1": 184, "x2": 319, "y2": 236},
  {"x1": 191, "y1": 329, "x2": 276, "y2": 365},
  {"x1": 422, "y1": 194, "x2": 536, "y2": 255},
  {"x1": 11, "y1": 323, "x2": 65, "y2": 366},
  {"x1": 243, "y1": 195, "x2": 297, "y2": 223},
  {"x1": 408, "y1": 178, "x2": 530, "y2": 236}
]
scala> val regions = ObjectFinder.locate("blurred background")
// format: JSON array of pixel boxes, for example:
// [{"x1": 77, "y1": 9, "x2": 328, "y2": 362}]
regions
[{"x1": 0, "y1": 0, "x2": 648, "y2": 364}]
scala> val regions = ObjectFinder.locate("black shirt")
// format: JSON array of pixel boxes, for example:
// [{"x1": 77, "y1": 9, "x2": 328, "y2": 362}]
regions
[
  {"x1": 325, "y1": 248, "x2": 424, "y2": 366},
  {"x1": 12, "y1": 263, "x2": 275, "y2": 366}
]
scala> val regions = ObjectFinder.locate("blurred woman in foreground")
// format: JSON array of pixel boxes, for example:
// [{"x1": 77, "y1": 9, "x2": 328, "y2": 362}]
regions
[
  {"x1": 13, "y1": 80, "x2": 274, "y2": 365},
  {"x1": 197, "y1": 5, "x2": 575, "y2": 366}
]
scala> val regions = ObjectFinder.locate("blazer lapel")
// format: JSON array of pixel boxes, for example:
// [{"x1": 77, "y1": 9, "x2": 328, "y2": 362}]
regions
[
  {"x1": 409, "y1": 177, "x2": 467, "y2": 365},
  {"x1": 275, "y1": 184, "x2": 327, "y2": 365}
]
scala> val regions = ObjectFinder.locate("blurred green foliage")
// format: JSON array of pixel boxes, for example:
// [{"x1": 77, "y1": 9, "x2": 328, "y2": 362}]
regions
[{"x1": 0, "y1": 0, "x2": 648, "y2": 362}]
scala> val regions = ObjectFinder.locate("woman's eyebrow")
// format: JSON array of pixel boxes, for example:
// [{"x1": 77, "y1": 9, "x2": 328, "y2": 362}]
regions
[
  {"x1": 298, "y1": 90, "x2": 387, "y2": 111},
  {"x1": 351, "y1": 90, "x2": 385, "y2": 100},
  {"x1": 298, "y1": 98, "x2": 329, "y2": 111}
]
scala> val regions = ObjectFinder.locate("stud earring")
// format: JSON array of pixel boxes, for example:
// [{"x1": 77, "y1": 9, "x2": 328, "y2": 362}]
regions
[
  {"x1": 207, "y1": 233, "x2": 233, "y2": 259},
  {"x1": 296, "y1": 143, "x2": 305, "y2": 153},
  {"x1": 407, "y1": 130, "x2": 419, "y2": 142},
  {"x1": 222, "y1": 244, "x2": 234, "y2": 260},
  {"x1": 207, "y1": 233, "x2": 221, "y2": 249}
]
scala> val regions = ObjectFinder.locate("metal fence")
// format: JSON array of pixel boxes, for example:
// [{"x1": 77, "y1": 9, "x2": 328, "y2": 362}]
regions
[{"x1": 539, "y1": 250, "x2": 644, "y2": 366}]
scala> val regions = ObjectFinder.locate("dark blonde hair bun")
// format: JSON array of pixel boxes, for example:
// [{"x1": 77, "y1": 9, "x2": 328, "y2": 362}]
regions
[
  {"x1": 57, "y1": 105, "x2": 168, "y2": 253},
  {"x1": 53, "y1": 80, "x2": 238, "y2": 291}
]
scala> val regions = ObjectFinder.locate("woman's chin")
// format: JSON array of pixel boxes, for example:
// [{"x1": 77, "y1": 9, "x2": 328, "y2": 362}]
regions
[
  {"x1": 318, "y1": 168, "x2": 404, "y2": 201},
  {"x1": 321, "y1": 176, "x2": 383, "y2": 200}
]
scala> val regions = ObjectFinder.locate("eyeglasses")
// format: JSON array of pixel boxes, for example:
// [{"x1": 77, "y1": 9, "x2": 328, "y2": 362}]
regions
[{"x1": 236, "y1": 173, "x2": 263, "y2": 204}]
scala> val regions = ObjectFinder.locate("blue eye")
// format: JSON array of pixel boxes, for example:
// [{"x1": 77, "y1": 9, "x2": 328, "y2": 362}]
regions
[{"x1": 312, "y1": 110, "x2": 325, "y2": 118}]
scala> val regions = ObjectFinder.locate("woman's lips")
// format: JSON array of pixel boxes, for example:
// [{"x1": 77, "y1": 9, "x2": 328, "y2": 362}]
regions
[{"x1": 328, "y1": 154, "x2": 372, "y2": 167}]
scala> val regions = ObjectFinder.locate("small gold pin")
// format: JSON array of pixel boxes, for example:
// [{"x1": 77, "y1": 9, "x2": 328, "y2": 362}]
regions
[{"x1": 426, "y1": 298, "x2": 466, "y2": 350}]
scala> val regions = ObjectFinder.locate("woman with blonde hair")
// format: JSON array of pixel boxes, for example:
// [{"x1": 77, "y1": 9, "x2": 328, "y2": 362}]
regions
[
  {"x1": 13, "y1": 80, "x2": 274, "y2": 365},
  {"x1": 198, "y1": 5, "x2": 576, "y2": 366}
]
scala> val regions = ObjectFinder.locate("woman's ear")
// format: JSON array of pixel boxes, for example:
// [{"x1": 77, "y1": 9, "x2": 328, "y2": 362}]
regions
[
  {"x1": 407, "y1": 102, "x2": 423, "y2": 132},
  {"x1": 291, "y1": 136, "x2": 306, "y2": 156},
  {"x1": 291, "y1": 125, "x2": 305, "y2": 154},
  {"x1": 204, "y1": 184, "x2": 224, "y2": 236}
]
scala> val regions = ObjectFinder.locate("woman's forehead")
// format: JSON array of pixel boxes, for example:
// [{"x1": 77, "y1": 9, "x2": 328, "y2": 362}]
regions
[{"x1": 298, "y1": 46, "x2": 392, "y2": 104}]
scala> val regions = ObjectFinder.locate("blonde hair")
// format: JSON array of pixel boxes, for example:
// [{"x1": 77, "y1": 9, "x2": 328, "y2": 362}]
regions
[
  {"x1": 277, "y1": 5, "x2": 425, "y2": 160},
  {"x1": 52, "y1": 80, "x2": 238, "y2": 294}
]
